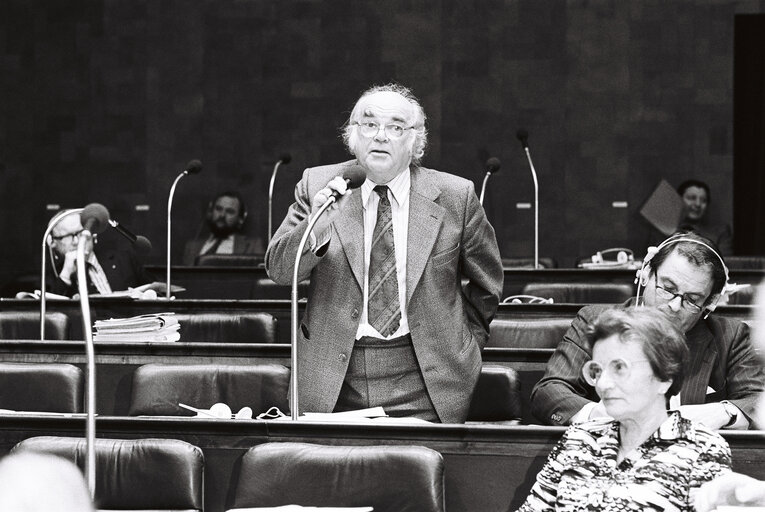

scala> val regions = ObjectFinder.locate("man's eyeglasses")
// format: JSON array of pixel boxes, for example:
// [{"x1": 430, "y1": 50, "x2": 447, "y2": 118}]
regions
[
  {"x1": 654, "y1": 276, "x2": 705, "y2": 312},
  {"x1": 354, "y1": 121, "x2": 414, "y2": 140},
  {"x1": 582, "y1": 358, "x2": 651, "y2": 386},
  {"x1": 51, "y1": 229, "x2": 84, "y2": 244}
]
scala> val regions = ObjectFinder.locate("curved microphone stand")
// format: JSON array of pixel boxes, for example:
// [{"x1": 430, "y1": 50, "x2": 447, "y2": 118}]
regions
[
  {"x1": 75, "y1": 231, "x2": 97, "y2": 497},
  {"x1": 479, "y1": 171, "x2": 492, "y2": 205},
  {"x1": 290, "y1": 198, "x2": 336, "y2": 420},
  {"x1": 40, "y1": 208, "x2": 83, "y2": 340},
  {"x1": 166, "y1": 173, "x2": 188, "y2": 299},
  {"x1": 522, "y1": 147, "x2": 540, "y2": 269},
  {"x1": 268, "y1": 160, "x2": 285, "y2": 244}
]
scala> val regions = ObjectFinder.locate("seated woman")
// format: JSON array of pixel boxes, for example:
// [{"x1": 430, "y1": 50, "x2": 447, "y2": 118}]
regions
[{"x1": 516, "y1": 307, "x2": 731, "y2": 512}]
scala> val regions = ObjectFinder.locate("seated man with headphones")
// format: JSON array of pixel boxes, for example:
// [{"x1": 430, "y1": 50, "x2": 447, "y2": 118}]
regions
[
  {"x1": 48, "y1": 210, "x2": 153, "y2": 296},
  {"x1": 531, "y1": 232, "x2": 764, "y2": 430},
  {"x1": 182, "y1": 191, "x2": 264, "y2": 265}
]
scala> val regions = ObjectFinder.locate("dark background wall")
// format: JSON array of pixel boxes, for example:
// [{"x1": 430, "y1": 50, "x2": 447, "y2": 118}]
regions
[{"x1": 2, "y1": 0, "x2": 764, "y2": 287}]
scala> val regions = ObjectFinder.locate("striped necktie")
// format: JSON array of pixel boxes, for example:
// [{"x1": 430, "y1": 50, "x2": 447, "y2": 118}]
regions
[{"x1": 367, "y1": 185, "x2": 401, "y2": 337}]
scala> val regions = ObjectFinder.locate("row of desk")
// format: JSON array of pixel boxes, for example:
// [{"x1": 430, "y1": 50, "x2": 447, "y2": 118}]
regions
[{"x1": 1, "y1": 414, "x2": 763, "y2": 512}]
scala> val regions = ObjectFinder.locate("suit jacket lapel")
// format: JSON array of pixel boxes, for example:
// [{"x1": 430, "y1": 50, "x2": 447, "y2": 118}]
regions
[
  {"x1": 681, "y1": 321, "x2": 717, "y2": 404},
  {"x1": 334, "y1": 189, "x2": 365, "y2": 290},
  {"x1": 406, "y1": 168, "x2": 444, "y2": 304}
]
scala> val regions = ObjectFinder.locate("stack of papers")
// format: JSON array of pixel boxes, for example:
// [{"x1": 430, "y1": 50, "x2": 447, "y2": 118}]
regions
[{"x1": 93, "y1": 312, "x2": 180, "y2": 342}]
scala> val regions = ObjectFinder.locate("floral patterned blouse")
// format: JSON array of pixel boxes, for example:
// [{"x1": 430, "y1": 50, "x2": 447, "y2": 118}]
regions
[{"x1": 516, "y1": 412, "x2": 731, "y2": 512}]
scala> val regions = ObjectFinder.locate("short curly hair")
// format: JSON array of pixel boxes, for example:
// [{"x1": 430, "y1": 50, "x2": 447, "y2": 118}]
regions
[
  {"x1": 341, "y1": 83, "x2": 428, "y2": 165},
  {"x1": 585, "y1": 307, "x2": 689, "y2": 398}
]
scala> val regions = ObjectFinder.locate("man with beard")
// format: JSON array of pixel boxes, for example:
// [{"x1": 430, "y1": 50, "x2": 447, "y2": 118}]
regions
[
  {"x1": 531, "y1": 232, "x2": 763, "y2": 430},
  {"x1": 183, "y1": 191, "x2": 264, "y2": 265}
]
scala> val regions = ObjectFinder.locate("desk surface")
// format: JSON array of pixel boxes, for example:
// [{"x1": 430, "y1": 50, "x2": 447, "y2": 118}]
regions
[{"x1": 0, "y1": 415, "x2": 763, "y2": 512}]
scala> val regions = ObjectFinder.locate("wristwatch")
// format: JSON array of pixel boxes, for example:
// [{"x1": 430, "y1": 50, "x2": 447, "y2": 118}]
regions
[{"x1": 721, "y1": 400, "x2": 738, "y2": 427}]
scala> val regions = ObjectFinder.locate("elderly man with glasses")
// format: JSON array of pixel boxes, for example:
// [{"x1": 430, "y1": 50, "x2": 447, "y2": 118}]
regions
[
  {"x1": 266, "y1": 83, "x2": 503, "y2": 423},
  {"x1": 532, "y1": 232, "x2": 764, "y2": 430},
  {"x1": 47, "y1": 210, "x2": 152, "y2": 297}
]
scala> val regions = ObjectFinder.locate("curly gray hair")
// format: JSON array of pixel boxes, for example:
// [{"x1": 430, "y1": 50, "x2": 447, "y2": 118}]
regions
[{"x1": 341, "y1": 83, "x2": 428, "y2": 165}]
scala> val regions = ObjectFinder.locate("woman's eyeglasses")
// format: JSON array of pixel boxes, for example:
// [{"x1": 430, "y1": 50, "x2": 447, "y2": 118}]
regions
[{"x1": 582, "y1": 358, "x2": 651, "y2": 386}]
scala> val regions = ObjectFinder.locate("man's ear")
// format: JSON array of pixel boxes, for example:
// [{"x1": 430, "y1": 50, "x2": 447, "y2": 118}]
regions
[{"x1": 658, "y1": 380, "x2": 672, "y2": 396}]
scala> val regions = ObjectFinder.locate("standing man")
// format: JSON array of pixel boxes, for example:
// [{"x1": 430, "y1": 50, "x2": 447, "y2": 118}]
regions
[
  {"x1": 266, "y1": 84, "x2": 503, "y2": 423},
  {"x1": 532, "y1": 233, "x2": 763, "y2": 429},
  {"x1": 183, "y1": 191, "x2": 264, "y2": 265}
]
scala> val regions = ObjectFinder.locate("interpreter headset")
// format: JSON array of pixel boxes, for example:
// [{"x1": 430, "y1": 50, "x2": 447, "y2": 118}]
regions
[{"x1": 634, "y1": 235, "x2": 730, "y2": 319}]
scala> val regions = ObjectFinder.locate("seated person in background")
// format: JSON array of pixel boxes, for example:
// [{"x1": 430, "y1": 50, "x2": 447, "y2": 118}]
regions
[
  {"x1": 532, "y1": 232, "x2": 763, "y2": 429},
  {"x1": 517, "y1": 307, "x2": 731, "y2": 512},
  {"x1": 48, "y1": 210, "x2": 153, "y2": 297},
  {"x1": 0, "y1": 452, "x2": 93, "y2": 511},
  {"x1": 182, "y1": 191, "x2": 264, "y2": 265},
  {"x1": 676, "y1": 179, "x2": 733, "y2": 255},
  {"x1": 693, "y1": 282, "x2": 765, "y2": 512}
]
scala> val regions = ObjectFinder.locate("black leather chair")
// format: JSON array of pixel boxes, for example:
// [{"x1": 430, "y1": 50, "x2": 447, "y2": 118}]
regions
[
  {"x1": 171, "y1": 311, "x2": 277, "y2": 343},
  {"x1": 502, "y1": 256, "x2": 557, "y2": 269},
  {"x1": 488, "y1": 317, "x2": 571, "y2": 348},
  {"x1": 194, "y1": 253, "x2": 264, "y2": 267},
  {"x1": 0, "y1": 362, "x2": 83, "y2": 413},
  {"x1": 724, "y1": 255, "x2": 765, "y2": 270},
  {"x1": 522, "y1": 282, "x2": 634, "y2": 303},
  {"x1": 12, "y1": 436, "x2": 204, "y2": 512},
  {"x1": 250, "y1": 276, "x2": 309, "y2": 300},
  {"x1": 466, "y1": 364, "x2": 522, "y2": 424},
  {"x1": 227, "y1": 442, "x2": 445, "y2": 512},
  {"x1": 128, "y1": 363, "x2": 290, "y2": 417},
  {"x1": 0, "y1": 311, "x2": 70, "y2": 340}
]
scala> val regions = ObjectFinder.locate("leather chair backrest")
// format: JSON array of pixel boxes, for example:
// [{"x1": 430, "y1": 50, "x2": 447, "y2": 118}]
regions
[
  {"x1": 128, "y1": 363, "x2": 290, "y2": 417},
  {"x1": 488, "y1": 317, "x2": 571, "y2": 348},
  {"x1": 228, "y1": 442, "x2": 445, "y2": 512},
  {"x1": 194, "y1": 253, "x2": 264, "y2": 267},
  {"x1": 0, "y1": 311, "x2": 69, "y2": 340},
  {"x1": 724, "y1": 256, "x2": 765, "y2": 270},
  {"x1": 0, "y1": 362, "x2": 83, "y2": 413},
  {"x1": 12, "y1": 436, "x2": 204, "y2": 511},
  {"x1": 522, "y1": 282, "x2": 634, "y2": 304},
  {"x1": 467, "y1": 364, "x2": 522, "y2": 423},
  {"x1": 502, "y1": 257, "x2": 557, "y2": 269},
  {"x1": 171, "y1": 311, "x2": 277, "y2": 343}
]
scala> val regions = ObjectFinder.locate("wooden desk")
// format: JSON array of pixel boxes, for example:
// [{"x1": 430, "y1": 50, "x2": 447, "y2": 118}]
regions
[{"x1": 0, "y1": 415, "x2": 762, "y2": 512}]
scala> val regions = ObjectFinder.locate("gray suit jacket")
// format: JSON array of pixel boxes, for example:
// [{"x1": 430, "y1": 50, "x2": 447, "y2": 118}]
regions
[{"x1": 265, "y1": 161, "x2": 503, "y2": 423}]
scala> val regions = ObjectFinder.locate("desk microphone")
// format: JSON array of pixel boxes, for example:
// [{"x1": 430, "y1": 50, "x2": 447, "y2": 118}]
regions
[
  {"x1": 268, "y1": 153, "x2": 291, "y2": 244},
  {"x1": 516, "y1": 129, "x2": 540, "y2": 269},
  {"x1": 108, "y1": 219, "x2": 152, "y2": 258},
  {"x1": 76, "y1": 202, "x2": 109, "y2": 497},
  {"x1": 479, "y1": 157, "x2": 501, "y2": 205},
  {"x1": 290, "y1": 166, "x2": 366, "y2": 420},
  {"x1": 166, "y1": 159, "x2": 202, "y2": 299}
]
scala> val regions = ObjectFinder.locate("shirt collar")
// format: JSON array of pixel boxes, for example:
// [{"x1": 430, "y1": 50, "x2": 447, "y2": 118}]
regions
[{"x1": 361, "y1": 167, "x2": 411, "y2": 209}]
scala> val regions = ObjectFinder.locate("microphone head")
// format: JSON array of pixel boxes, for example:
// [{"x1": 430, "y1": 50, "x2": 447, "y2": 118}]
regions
[
  {"x1": 134, "y1": 236, "x2": 153, "y2": 258},
  {"x1": 485, "y1": 157, "x2": 501, "y2": 174},
  {"x1": 342, "y1": 166, "x2": 367, "y2": 190},
  {"x1": 516, "y1": 129, "x2": 529, "y2": 148},
  {"x1": 80, "y1": 203, "x2": 110, "y2": 234},
  {"x1": 279, "y1": 153, "x2": 292, "y2": 164},
  {"x1": 185, "y1": 159, "x2": 203, "y2": 174}
]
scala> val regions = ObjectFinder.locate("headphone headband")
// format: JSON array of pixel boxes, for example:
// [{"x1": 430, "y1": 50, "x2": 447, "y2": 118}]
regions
[{"x1": 634, "y1": 234, "x2": 730, "y2": 315}]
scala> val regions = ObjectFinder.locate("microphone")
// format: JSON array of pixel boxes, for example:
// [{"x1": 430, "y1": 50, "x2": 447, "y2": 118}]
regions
[
  {"x1": 479, "y1": 157, "x2": 501, "y2": 205},
  {"x1": 268, "y1": 153, "x2": 292, "y2": 244},
  {"x1": 108, "y1": 219, "x2": 152, "y2": 257},
  {"x1": 516, "y1": 129, "x2": 539, "y2": 269},
  {"x1": 166, "y1": 159, "x2": 202, "y2": 299},
  {"x1": 289, "y1": 165, "x2": 366, "y2": 420},
  {"x1": 516, "y1": 129, "x2": 529, "y2": 149},
  {"x1": 80, "y1": 203, "x2": 110, "y2": 235}
]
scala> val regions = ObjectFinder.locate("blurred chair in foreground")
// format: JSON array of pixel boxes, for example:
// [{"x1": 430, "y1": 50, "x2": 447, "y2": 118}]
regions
[
  {"x1": 128, "y1": 363, "x2": 290, "y2": 417},
  {"x1": 0, "y1": 451, "x2": 93, "y2": 511},
  {"x1": 13, "y1": 436, "x2": 203, "y2": 512},
  {"x1": 522, "y1": 282, "x2": 634, "y2": 304},
  {"x1": 227, "y1": 442, "x2": 445, "y2": 512},
  {"x1": 0, "y1": 362, "x2": 83, "y2": 413}
]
